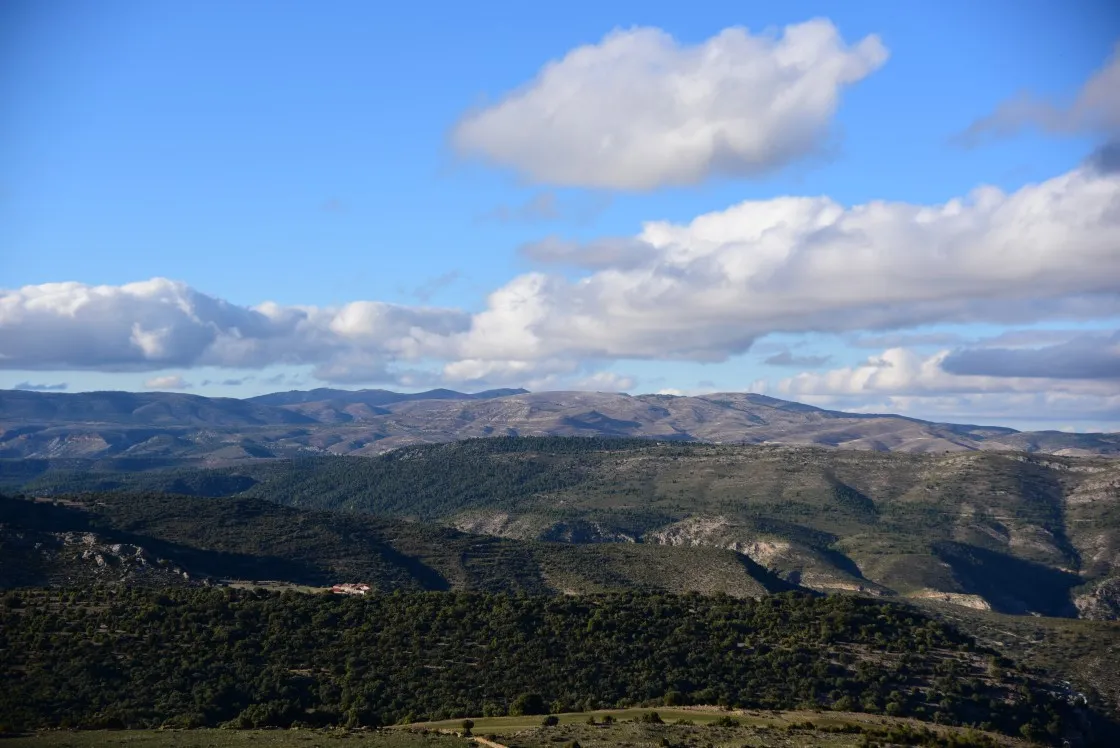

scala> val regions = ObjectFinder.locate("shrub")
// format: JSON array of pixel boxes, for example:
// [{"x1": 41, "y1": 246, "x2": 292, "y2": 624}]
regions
[{"x1": 511, "y1": 693, "x2": 547, "y2": 717}]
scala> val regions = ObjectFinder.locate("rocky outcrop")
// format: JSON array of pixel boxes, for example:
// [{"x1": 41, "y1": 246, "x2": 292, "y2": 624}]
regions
[
  {"x1": 907, "y1": 589, "x2": 993, "y2": 611},
  {"x1": 1074, "y1": 578, "x2": 1120, "y2": 621},
  {"x1": 0, "y1": 526, "x2": 201, "y2": 588}
]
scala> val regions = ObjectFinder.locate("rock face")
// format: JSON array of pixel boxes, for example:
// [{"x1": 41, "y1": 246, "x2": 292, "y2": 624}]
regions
[
  {"x1": 0, "y1": 526, "x2": 200, "y2": 588},
  {"x1": 4, "y1": 388, "x2": 1120, "y2": 459},
  {"x1": 1076, "y1": 578, "x2": 1120, "y2": 621},
  {"x1": 907, "y1": 589, "x2": 993, "y2": 611}
]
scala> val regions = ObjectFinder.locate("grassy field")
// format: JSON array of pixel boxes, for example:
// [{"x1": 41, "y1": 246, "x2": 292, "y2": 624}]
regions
[
  {"x1": 404, "y1": 707, "x2": 1022, "y2": 747},
  {"x1": 0, "y1": 729, "x2": 472, "y2": 748},
  {"x1": 2, "y1": 711, "x2": 1022, "y2": 748}
]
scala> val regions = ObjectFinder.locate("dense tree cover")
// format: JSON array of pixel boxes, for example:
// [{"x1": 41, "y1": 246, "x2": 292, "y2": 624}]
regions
[
  {"x1": 239, "y1": 438, "x2": 655, "y2": 518},
  {"x1": 0, "y1": 492, "x2": 800, "y2": 600},
  {"x1": 0, "y1": 588, "x2": 1087, "y2": 743},
  {"x1": 0, "y1": 493, "x2": 550, "y2": 593},
  {"x1": 4, "y1": 438, "x2": 659, "y2": 510}
]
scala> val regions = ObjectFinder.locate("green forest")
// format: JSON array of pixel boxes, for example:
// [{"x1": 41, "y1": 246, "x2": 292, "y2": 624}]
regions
[{"x1": 0, "y1": 587, "x2": 1092, "y2": 744}]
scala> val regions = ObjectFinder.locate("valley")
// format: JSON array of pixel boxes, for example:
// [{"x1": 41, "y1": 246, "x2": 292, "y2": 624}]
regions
[
  {"x1": 6, "y1": 436, "x2": 1119, "y2": 620},
  {"x1": 3, "y1": 392, "x2": 1120, "y2": 744}
]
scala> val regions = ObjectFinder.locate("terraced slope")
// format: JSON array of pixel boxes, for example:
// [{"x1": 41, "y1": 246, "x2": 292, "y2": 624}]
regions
[
  {"x1": 7, "y1": 438, "x2": 1118, "y2": 618},
  {"x1": 0, "y1": 492, "x2": 789, "y2": 598}
]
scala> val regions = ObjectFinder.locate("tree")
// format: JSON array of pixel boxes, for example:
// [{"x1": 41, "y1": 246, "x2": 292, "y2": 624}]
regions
[
  {"x1": 542, "y1": 715, "x2": 560, "y2": 727},
  {"x1": 510, "y1": 693, "x2": 547, "y2": 716},
  {"x1": 461, "y1": 719, "x2": 474, "y2": 736}
]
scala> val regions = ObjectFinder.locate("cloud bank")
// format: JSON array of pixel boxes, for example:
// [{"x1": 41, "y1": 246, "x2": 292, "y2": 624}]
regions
[
  {"x1": 773, "y1": 344, "x2": 1120, "y2": 427},
  {"x1": 453, "y1": 19, "x2": 887, "y2": 189},
  {"x1": 941, "y1": 332, "x2": 1120, "y2": 380},
  {"x1": 2, "y1": 164, "x2": 1118, "y2": 396}
]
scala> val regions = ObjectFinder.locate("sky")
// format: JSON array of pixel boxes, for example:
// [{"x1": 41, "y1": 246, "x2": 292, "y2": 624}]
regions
[{"x1": 1, "y1": 0, "x2": 1119, "y2": 432}]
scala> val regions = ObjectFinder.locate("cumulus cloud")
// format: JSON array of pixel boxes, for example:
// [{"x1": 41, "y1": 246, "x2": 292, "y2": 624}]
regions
[
  {"x1": 453, "y1": 19, "x2": 887, "y2": 189},
  {"x1": 762, "y1": 350, "x2": 832, "y2": 367},
  {"x1": 12, "y1": 381, "x2": 68, "y2": 391},
  {"x1": 144, "y1": 375, "x2": 192, "y2": 390},
  {"x1": 454, "y1": 164, "x2": 1120, "y2": 363},
  {"x1": 5, "y1": 163, "x2": 1120, "y2": 390},
  {"x1": 778, "y1": 347, "x2": 1119, "y2": 399},
  {"x1": 566, "y1": 371, "x2": 636, "y2": 392},
  {"x1": 958, "y1": 42, "x2": 1120, "y2": 145},
  {"x1": 0, "y1": 278, "x2": 470, "y2": 380},
  {"x1": 769, "y1": 345, "x2": 1120, "y2": 427}
]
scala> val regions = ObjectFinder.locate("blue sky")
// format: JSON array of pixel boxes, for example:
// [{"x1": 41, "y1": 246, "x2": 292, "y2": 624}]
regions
[{"x1": 1, "y1": 0, "x2": 1119, "y2": 431}]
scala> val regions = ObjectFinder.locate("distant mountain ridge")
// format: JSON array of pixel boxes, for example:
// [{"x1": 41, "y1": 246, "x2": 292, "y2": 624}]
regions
[
  {"x1": 246, "y1": 386, "x2": 528, "y2": 407},
  {"x1": 1, "y1": 387, "x2": 1117, "y2": 459}
]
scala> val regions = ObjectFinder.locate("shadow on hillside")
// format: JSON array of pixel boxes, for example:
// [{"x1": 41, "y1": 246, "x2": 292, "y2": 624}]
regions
[
  {"x1": 933, "y1": 540, "x2": 1081, "y2": 617},
  {"x1": 1, "y1": 496, "x2": 347, "y2": 587},
  {"x1": 735, "y1": 553, "x2": 807, "y2": 594}
]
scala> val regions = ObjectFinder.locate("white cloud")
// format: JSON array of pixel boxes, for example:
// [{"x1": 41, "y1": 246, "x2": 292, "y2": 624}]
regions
[
  {"x1": 772, "y1": 347, "x2": 1120, "y2": 426},
  {"x1": 453, "y1": 19, "x2": 887, "y2": 189},
  {"x1": 441, "y1": 357, "x2": 578, "y2": 385},
  {"x1": 144, "y1": 375, "x2": 192, "y2": 390},
  {"x1": 453, "y1": 164, "x2": 1120, "y2": 363},
  {"x1": 779, "y1": 347, "x2": 1118, "y2": 398},
  {"x1": 4, "y1": 164, "x2": 1119, "y2": 394},
  {"x1": 959, "y1": 42, "x2": 1120, "y2": 144},
  {"x1": 566, "y1": 371, "x2": 636, "y2": 392},
  {"x1": 0, "y1": 278, "x2": 469, "y2": 380}
]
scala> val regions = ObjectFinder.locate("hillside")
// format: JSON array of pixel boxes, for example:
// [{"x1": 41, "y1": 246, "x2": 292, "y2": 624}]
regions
[
  {"x1": 7, "y1": 437, "x2": 1120, "y2": 620},
  {"x1": 0, "y1": 491, "x2": 791, "y2": 598},
  {"x1": 3, "y1": 389, "x2": 1119, "y2": 459},
  {"x1": 2, "y1": 586, "x2": 1106, "y2": 744}
]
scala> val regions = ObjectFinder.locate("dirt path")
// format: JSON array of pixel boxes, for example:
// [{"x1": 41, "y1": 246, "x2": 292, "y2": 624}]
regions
[
  {"x1": 434, "y1": 728, "x2": 509, "y2": 748},
  {"x1": 471, "y1": 737, "x2": 509, "y2": 748}
]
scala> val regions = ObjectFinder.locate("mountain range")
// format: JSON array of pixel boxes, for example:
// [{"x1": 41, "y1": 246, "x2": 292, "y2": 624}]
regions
[
  {"x1": 4, "y1": 434, "x2": 1120, "y2": 620},
  {"x1": 2, "y1": 387, "x2": 1118, "y2": 460}
]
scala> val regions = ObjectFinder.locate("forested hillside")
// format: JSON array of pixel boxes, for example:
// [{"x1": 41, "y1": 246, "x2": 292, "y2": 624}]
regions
[
  {"x1": 9, "y1": 437, "x2": 1118, "y2": 618},
  {"x1": 1, "y1": 587, "x2": 1105, "y2": 745},
  {"x1": 0, "y1": 491, "x2": 790, "y2": 597}
]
